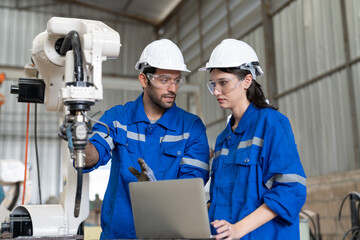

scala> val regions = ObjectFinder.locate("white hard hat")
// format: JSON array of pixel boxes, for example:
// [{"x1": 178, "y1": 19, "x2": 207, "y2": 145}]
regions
[
  {"x1": 199, "y1": 39, "x2": 263, "y2": 78},
  {"x1": 135, "y1": 39, "x2": 190, "y2": 72}
]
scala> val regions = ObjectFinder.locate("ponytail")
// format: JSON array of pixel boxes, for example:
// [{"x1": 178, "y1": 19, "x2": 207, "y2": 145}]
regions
[
  {"x1": 214, "y1": 67, "x2": 277, "y2": 110},
  {"x1": 247, "y1": 79, "x2": 277, "y2": 110}
]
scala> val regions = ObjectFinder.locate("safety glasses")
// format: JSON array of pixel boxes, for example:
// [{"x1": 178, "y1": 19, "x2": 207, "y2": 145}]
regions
[
  {"x1": 207, "y1": 76, "x2": 241, "y2": 95},
  {"x1": 146, "y1": 73, "x2": 184, "y2": 89}
]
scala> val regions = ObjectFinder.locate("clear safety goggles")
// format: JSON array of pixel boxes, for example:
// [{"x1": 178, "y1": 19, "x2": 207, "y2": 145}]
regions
[
  {"x1": 207, "y1": 76, "x2": 241, "y2": 95},
  {"x1": 146, "y1": 73, "x2": 185, "y2": 88}
]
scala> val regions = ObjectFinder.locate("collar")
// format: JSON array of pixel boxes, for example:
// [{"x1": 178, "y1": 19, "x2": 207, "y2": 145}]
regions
[
  {"x1": 233, "y1": 103, "x2": 258, "y2": 134},
  {"x1": 129, "y1": 93, "x2": 178, "y2": 131},
  {"x1": 129, "y1": 93, "x2": 149, "y2": 124},
  {"x1": 217, "y1": 103, "x2": 258, "y2": 144},
  {"x1": 156, "y1": 102, "x2": 178, "y2": 131}
]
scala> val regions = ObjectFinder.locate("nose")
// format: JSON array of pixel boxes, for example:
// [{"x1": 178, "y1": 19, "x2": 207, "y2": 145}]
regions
[
  {"x1": 213, "y1": 88, "x2": 221, "y2": 96},
  {"x1": 167, "y1": 81, "x2": 177, "y2": 93}
]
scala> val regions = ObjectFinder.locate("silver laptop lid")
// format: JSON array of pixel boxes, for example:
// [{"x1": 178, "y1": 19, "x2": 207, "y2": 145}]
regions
[{"x1": 129, "y1": 178, "x2": 212, "y2": 239}]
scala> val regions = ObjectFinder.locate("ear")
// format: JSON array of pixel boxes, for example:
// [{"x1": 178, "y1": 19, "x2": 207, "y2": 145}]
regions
[
  {"x1": 138, "y1": 73, "x2": 148, "y2": 88},
  {"x1": 243, "y1": 74, "x2": 253, "y2": 90}
]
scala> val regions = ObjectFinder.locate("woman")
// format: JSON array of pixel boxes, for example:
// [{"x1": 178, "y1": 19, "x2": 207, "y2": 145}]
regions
[{"x1": 199, "y1": 39, "x2": 307, "y2": 240}]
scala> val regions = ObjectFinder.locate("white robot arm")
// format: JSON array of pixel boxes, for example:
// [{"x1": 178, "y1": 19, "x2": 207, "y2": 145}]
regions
[
  {"x1": 32, "y1": 17, "x2": 120, "y2": 111},
  {"x1": 6, "y1": 17, "x2": 121, "y2": 237}
]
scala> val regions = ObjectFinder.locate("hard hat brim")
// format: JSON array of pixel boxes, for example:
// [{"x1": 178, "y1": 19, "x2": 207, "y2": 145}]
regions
[
  {"x1": 198, "y1": 66, "x2": 208, "y2": 71},
  {"x1": 135, "y1": 61, "x2": 190, "y2": 72}
]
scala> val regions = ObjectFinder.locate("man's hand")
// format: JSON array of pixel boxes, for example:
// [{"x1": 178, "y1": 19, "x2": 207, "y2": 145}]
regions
[
  {"x1": 58, "y1": 114, "x2": 73, "y2": 141},
  {"x1": 129, "y1": 158, "x2": 156, "y2": 181}
]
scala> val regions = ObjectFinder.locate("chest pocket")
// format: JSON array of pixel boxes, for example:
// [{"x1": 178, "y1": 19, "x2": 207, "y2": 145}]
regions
[
  {"x1": 162, "y1": 142, "x2": 184, "y2": 157},
  {"x1": 235, "y1": 147, "x2": 260, "y2": 166},
  {"x1": 159, "y1": 141, "x2": 185, "y2": 178},
  {"x1": 234, "y1": 147, "x2": 261, "y2": 199}
]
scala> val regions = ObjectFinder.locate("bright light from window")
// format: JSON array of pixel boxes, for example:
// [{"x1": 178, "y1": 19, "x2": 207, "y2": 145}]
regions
[{"x1": 89, "y1": 162, "x2": 111, "y2": 201}]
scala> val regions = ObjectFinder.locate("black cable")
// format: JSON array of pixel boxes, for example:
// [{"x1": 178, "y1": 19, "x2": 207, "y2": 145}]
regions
[
  {"x1": 34, "y1": 103, "x2": 42, "y2": 204},
  {"x1": 309, "y1": 230, "x2": 316, "y2": 240},
  {"x1": 58, "y1": 30, "x2": 85, "y2": 218},
  {"x1": 339, "y1": 192, "x2": 360, "y2": 240},
  {"x1": 356, "y1": 201, "x2": 360, "y2": 239},
  {"x1": 342, "y1": 227, "x2": 360, "y2": 240},
  {"x1": 74, "y1": 167, "x2": 83, "y2": 218},
  {"x1": 339, "y1": 192, "x2": 360, "y2": 221},
  {"x1": 59, "y1": 31, "x2": 84, "y2": 82}
]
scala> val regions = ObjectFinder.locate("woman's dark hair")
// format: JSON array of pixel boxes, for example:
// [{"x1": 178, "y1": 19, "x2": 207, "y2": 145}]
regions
[{"x1": 214, "y1": 67, "x2": 278, "y2": 110}]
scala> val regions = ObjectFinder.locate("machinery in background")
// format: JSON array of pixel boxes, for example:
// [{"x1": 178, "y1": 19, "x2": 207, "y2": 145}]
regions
[
  {"x1": 4, "y1": 17, "x2": 121, "y2": 237},
  {"x1": 0, "y1": 160, "x2": 26, "y2": 224},
  {"x1": 339, "y1": 191, "x2": 360, "y2": 240}
]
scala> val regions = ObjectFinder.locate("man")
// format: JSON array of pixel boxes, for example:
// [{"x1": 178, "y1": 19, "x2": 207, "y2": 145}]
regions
[{"x1": 62, "y1": 39, "x2": 210, "y2": 239}]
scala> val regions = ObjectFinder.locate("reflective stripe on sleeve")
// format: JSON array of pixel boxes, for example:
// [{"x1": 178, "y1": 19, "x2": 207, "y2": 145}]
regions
[
  {"x1": 265, "y1": 173, "x2": 306, "y2": 189},
  {"x1": 160, "y1": 133, "x2": 190, "y2": 143},
  {"x1": 237, "y1": 137, "x2": 263, "y2": 149},
  {"x1": 113, "y1": 121, "x2": 127, "y2": 131},
  {"x1": 214, "y1": 148, "x2": 229, "y2": 159},
  {"x1": 113, "y1": 121, "x2": 146, "y2": 142},
  {"x1": 180, "y1": 157, "x2": 209, "y2": 171},
  {"x1": 93, "y1": 131, "x2": 114, "y2": 150}
]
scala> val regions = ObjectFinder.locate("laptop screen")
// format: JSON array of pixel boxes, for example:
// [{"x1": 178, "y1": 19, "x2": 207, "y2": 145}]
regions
[{"x1": 129, "y1": 178, "x2": 213, "y2": 239}]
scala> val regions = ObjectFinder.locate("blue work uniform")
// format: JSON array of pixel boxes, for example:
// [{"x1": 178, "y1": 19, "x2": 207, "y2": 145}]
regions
[
  {"x1": 209, "y1": 103, "x2": 306, "y2": 239},
  {"x1": 87, "y1": 93, "x2": 210, "y2": 239}
]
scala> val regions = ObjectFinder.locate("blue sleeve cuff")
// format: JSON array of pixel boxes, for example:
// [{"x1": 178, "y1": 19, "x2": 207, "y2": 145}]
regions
[
  {"x1": 263, "y1": 184, "x2": 306, "y2": 225},
  {"x1": 83, "y1": 136, "x2": 111, "y2": 173}
]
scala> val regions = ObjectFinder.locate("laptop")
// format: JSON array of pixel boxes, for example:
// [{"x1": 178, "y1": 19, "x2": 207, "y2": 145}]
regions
[{"x1": 129, "y1": 178, "x2": 214, "y2": 239}]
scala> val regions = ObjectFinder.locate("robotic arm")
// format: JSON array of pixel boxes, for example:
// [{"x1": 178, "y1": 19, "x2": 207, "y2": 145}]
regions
[
  {"x1": 32, "y1": 17, "x2": 120, "y2": 111},
  {"x1": 6, "y1": 17, "x2": 121, "y2": 237}
]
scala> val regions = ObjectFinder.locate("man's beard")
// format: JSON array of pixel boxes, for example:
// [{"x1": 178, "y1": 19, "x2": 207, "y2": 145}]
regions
[{"x1": 148, "y1": 82, "x2": 176, "y2": 110}]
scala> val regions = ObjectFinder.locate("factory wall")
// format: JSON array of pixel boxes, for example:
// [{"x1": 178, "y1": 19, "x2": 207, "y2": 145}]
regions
[
  {"x1": 0, "y1": 1, "x2": 155, "y2": 76},
  {"x1": 0, "y1": 1, "x2": 360, "y2": 237},
  {"x1": 274, "y1": 0, "x2": 357, "y2": 176},
  {"x1": 160, "y1": 0, "x2": 360, "y2": 178},
  {"x1": 303, "y1": 168, "x2": 360, "y2": 240}
]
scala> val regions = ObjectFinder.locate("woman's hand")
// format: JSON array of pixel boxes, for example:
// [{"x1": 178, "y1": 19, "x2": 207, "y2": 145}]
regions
[
  {"x1": 211, "y1": 220, "x2": 238, "y2": 240},
  {"x1": 210, "y1": 204, "x2": 278, "y2": 239}
]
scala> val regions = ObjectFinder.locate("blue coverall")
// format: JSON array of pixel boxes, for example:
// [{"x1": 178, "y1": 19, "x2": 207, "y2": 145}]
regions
[
  {"x1": 209, "y1": 103, "x2": 307, "y2": 239},
  {"x1": 87, "y1": 93, "x2": 210, "y2": 239}
]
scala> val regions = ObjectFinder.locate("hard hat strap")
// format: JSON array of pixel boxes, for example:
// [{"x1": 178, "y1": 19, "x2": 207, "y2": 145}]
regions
[{"x1": 239, "y1": 63, "x2": 257, "y2": 80}]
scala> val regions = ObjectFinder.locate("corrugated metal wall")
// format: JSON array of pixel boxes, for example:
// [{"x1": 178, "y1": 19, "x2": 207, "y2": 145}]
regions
[
  {"x1": 1, "y1": 0, "x2": 360, "y2": 203},
  {"x1": 273, "y1": 0, "x2": 357, "y2": 176},
  {"x1": 160, "y1": 0, "x2": 267, "y2": 148},
  {"x1": 0, "y1": 3, "x2": 154, "y2": 76},
  {"x1": 159, "y1": 0, "x2": 360, "y2": 178}
]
